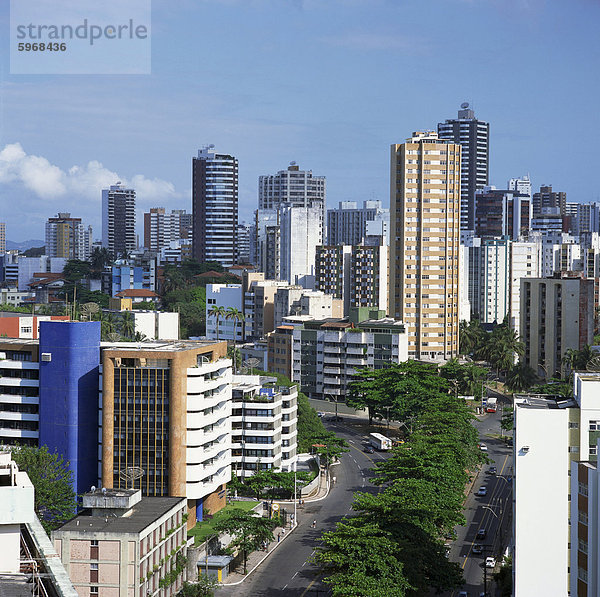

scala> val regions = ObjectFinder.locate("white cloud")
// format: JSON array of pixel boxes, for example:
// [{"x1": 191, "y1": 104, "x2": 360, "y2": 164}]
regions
[{"x1": 0, "y1": 142, "x2": 178, "y2": 202}]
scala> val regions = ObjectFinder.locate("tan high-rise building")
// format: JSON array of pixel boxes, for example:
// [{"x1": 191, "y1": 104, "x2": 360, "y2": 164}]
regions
[{"x1": 389, "y1": 131, "x2": 461, "y2": 360}]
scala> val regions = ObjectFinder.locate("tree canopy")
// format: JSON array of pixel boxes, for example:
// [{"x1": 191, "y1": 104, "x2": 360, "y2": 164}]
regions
[
  {"x1": 10, "y1": 445, "x2": 77, "y2": 534},
  {"x1": 315, "y1": 362, "x2": 485, "y2": 596}
]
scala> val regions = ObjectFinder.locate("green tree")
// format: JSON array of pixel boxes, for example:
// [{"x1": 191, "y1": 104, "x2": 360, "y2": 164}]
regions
[
  {"x1": 459, "y1": 319, "x2": 486, "y2": 356},
  {"x1": 89, "y1": 247, "x2": 113, "y2": 274},
  {"x1": 493, "y1": 556, "x2": 513, "y2": 597},
  {"x1": 177, "y1": 578, "x2": 218, "y2": 597},
  {"x1": 504, "y1": 361, "x2": 538, "y2": 392},
  {"x1": 10, "y1": 445, "x2": 77, "y2": 534},
  {"x1": 315, "y1": 519, "x2": 411, "y2": 597},
  {"x1": 120, "y1": 311, "x2": 135, "y2": 339},
  {"x1": 347, "y1": 361, "x2": 449, "y2": 425},
  {"x1": 501, "y1": 407, "x2": 514, "y2": 433},
  {"x1": 213, "y1": 509, "x2": 276, "y2": 574},
  {"x1": 440, "y1": 359, "x2": 487, "y2": 397},
  {"x1": 208, "y1": 305, "x2": 227, "y2": 341},
  {"x1": 62, "y1": 259, "x2": 91, "y2": 283}
]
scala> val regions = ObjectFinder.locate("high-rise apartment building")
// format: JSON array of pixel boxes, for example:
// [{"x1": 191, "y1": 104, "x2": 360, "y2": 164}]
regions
[
  {"x1": 143, "y1": 208, "x2": 189, "y2": 252},
  {"x1": 102, "y1": 183, "x2": 136, "y2": 257},
  {"x1": 438, "y1": 103, "x2": 489, "y2": 231},
  {"x1": 279, "y1": 204, "x2": 322, "y2": 286},
  {"x1": 45, "y1": 213, "x2": 93, "y2": 260},
  {"x1": 520, "y1": 276, "x2": 595, "y2": 379},
  {"x1": 326, "y1": 200, "x2": 389, "y2": 246},
  {"x1": 389, "y1": 131, "x2": 461, "y2": 360},
  {"x1": 0, "y1": 222, "x2": 5, "y2": 253},
  {"x1": 474, "y1": 187, "x2": 531, "y2": 240},
  {"x1": 192, "y1": 146, "x2": 239, "y2": 267},
  {"x1": 258, "y1": 162, "x2": 325, "y2": 211},
  {"x1": 315, "y1": 244, "x2": 388, "y2": 314},
  {"x1": 237, "y1": 222, "x2": 251, "y2": 264},
  {"x1": 532, "y1": 184, "x2": 567, "y2": 218}
]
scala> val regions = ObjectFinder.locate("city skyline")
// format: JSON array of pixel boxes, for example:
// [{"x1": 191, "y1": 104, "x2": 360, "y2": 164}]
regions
[{"x1": 1, "y1": 0, "x2": 599, "y2": 242}]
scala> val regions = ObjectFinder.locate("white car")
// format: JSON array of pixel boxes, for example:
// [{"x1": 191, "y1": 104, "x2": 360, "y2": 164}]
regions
[
  {"x1": 477, "y1": 486, "x2": 487, "y2": 497},
  {"x1": 485, "y1": 556, "x2": 496, "y2": 568},
  {"x1": 479, "y1": 443, "x2": 488, "y2": 452}
]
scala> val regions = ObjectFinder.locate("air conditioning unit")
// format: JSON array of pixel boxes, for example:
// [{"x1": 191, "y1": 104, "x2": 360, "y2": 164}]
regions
[{"x1": 41, "y1": 353, "x2": 52, "y2": 362}]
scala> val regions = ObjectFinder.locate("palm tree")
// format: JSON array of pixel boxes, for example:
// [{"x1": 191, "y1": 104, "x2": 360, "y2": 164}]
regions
[
  {"x1": 505, "y1": 361, "x2": 538, "y2": 393},
  {"x1": 120, "y1": 311, "x2": 136, "y2": 339},
  {"x1": 100, "y1": 311, "x2": 116, "y2": 341},
  {"x1": 487, "y1": 326, "x2": 524, "y2": 377},
  {"x1": 225, "y1": 307, "x2": 245, "y2": 373},
  {"x1": 459, "y1": 319, "x2": 485, "y2": 356},
  {"x1": 208, "y1": 305, "x2": 227, "y2": 341}
]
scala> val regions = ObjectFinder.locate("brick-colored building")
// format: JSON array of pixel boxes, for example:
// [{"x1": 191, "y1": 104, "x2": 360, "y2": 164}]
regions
[{"x1": 53, "y1": 488, "x2": 187, "y2": 597}]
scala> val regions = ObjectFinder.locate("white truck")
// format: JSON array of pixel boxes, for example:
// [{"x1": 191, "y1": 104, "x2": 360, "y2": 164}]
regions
[
  {"x1": 486, "y1": 397, "x2": 498, "y2": 413},
  {"x1": 369, "y1": 432, "x2": 393, "y2": 451}
]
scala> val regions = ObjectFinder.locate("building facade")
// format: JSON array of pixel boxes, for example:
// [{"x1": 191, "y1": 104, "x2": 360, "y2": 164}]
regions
[
  {"x1": 258, "y1": 162, "x2": 325, "y2": 211},
  {"x1": 520, "y1": 276, "x2": 595, "y2": 379},
  {"x1": 144, "y1": 208, "x2": 188, "y2": 252},
  {"x1": 100, "y1": 341, "x2": 231, "y2": 525},
  {"x1": 53, "y1": 489, "x2": 187, "y2": 597},
  {"x1": 102, "y1": 184, "x2": 136, "y2": 257},
  {"x1": 326, "y1": 200, "x2": 389, "y2": 246},
  {"x1": 292, "y1": 311, "x2": 408, "y2": 399},
  {"x1": 231, "y1": 375, "x2": 297, "y2": 478},
  {"x1": 389, "y1": 131, "x2": 461, "y2": 360},
  {"x1": 437, "y1": 103, "x2": 489, "y2": 231},
  {"x1": 45, "y1": 213, "x2": 93, "y2": 260},
  {"x1": 192, "y1": 147, "x2": 239, "y2": 267}
]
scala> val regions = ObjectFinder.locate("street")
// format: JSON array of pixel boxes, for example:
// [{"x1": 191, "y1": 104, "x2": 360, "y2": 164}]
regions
[
  {"x1": 216, "y1": 418, "x2": 389, "y2": 596},
  {"x1": 446, "y1": 408, "x2": 513, "y2": 597}
]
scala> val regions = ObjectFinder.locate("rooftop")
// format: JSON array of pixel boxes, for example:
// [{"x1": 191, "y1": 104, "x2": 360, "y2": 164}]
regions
[
  {"x1": 55, "y1": 496, "x2": 185, "y2": 536},
  {"x1": 101, "y1": 339, "x2": 224, "y2": 352},
  {"x1": 514, "y1": 394, "x2": 576, "y2": 410},
  {"x1": 115, "y1": 289, "x2": 159, "y2": 298}
]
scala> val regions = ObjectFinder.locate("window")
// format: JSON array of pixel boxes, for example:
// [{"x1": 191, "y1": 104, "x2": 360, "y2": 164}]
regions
[
  {"x1": 579, "y1": 482, "x2": 589, "y2": 496},
  {"x1": 90, "y1": 588, "x2": 99, "y2": 595},
  {"x1": 589, "y1": 421, "x2": 599, "y2": 431}
]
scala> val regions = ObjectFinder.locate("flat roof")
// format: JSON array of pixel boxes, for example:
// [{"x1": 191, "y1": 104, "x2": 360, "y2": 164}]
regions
[
  {"x1": 514, "y1": 394, "x2": 576, "y2": 409},
  {"x1": 56, "y1": 496, "x2": 185, "y2": 535},
  {"x1": 0, "y1": 338, "x2": 39, "y2": 346},
  {"x1": 101, "y1": 340, "x2": 223, "y2": 352}
]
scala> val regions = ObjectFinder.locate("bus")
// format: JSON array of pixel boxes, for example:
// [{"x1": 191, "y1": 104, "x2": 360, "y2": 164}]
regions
[
  {"x1": 369, "y1": 432, "x2": 393, "y2": 451},
  {"x1": 486, "y1": 397, "x2": 498, "y2": 413}
]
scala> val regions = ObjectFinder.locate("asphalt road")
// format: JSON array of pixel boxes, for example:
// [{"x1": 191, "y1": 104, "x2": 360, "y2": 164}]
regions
[
  {"x1": 216, "y1": 418, "x2": 388, "y2": 597},
  {"x1": 446, "y1": 409, "x2": 513, "y2": 597}
]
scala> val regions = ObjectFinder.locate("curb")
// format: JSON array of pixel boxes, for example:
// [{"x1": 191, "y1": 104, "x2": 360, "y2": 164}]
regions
[
  {"x1": 219, "y1": 473, "x2": 332, "y2": 586},
  {"x1": 219, "y1": 522, "x2": 298, "y2": 586}
]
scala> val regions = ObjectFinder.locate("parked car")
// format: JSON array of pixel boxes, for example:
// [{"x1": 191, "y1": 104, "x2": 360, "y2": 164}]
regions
[
  {"x1": 317, "y1": 412, "x2": 325, "y2": 418},
  {"x1": 485, "y1": 556, "x2": 496, "y2": 568},
  {"x1": 476, "y1": 528, "x2": 486, "y2": 540},
  {"x1": 458, "y1": 591, "x2": 468, "y2": 597},
  {"x1": 472, "y1": 544, "x2": 483, "y2": 554},
  {"x1": 479, "y1": 443, "x2": 488, "y2": 452},
  {"x1": 477, "y1": 486, "x2": 487, "y2": 497},
  {"x1": 488, "y1": 466, "x2": 497, "y2": 475}
]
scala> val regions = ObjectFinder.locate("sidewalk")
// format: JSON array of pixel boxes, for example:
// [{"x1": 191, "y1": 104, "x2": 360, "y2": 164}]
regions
[{"x1": 220, "y1": 470, "x2": 331, "y2": 586}]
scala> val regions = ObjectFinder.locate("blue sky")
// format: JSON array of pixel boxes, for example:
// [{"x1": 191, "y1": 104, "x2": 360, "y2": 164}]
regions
[{"x1": 1, "y1": 0, "x2": 599, "y2": 242}]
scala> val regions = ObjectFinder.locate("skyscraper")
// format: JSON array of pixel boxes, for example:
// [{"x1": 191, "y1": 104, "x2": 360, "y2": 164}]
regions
[
  {"x1": 326, "y1": 200, "x2": 389, "y2": 246},
  {"x1": 389, "y1": 131, "x2": 461, "y2": 360},
  {"x1": 192, "y1": 146, "x2": 238, "y2": 267},
  {"x1": 45, "y1": 213, "x2": 93, "y2": 260},
  {"x1": 438, "y1": 103, "x2": 489, "y2": 231},
  {"x1": 102, "y1": 183, "x2": 136, "y2": 257},
  {"x1": 255, "y1": 162, "x2": 326, "y2": 282},
  {"x1": 0, "y1": 222, "x2": 5, "y2": 253}
]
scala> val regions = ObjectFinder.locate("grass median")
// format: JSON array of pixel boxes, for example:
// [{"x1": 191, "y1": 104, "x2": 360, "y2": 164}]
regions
[{"x1": 188, "y1": 499, "x2": 260, "y2": 546}]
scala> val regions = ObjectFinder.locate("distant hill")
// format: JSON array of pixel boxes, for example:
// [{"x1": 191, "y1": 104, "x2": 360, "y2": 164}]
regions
[{"x1": 6, "y1": 240, "x2": 45, "y2": 251}]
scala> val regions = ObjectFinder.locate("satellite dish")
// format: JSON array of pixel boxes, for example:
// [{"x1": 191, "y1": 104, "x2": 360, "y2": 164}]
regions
[
  {"x1": 119, "y1": 466, "x2": 145, "y2": 489},
  {"x1": 209, "y1": 144, "x2": 215, "y2": 149},
  {"x1": 91, "y1": 485, "x2": 96, "y2": 492},
  {"x1": 460, "y1": 102, "x2": 469, "y2": 109},
  {"x1": 290, "y1": 161, "x2": 297, "y2": 166}
]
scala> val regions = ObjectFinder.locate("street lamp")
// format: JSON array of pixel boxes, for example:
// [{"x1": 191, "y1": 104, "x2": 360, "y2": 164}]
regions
[
  {"x1": 325, "y1": 393, "x2": 339, "y2": 420},
  {"x1": 293, "y1": 461, "x2": 298, "y2": 529}
]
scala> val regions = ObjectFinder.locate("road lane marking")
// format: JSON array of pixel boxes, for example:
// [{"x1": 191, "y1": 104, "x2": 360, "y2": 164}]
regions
[{"x1": 292, "y1": 572, "x2": 298, "y2": 579}]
